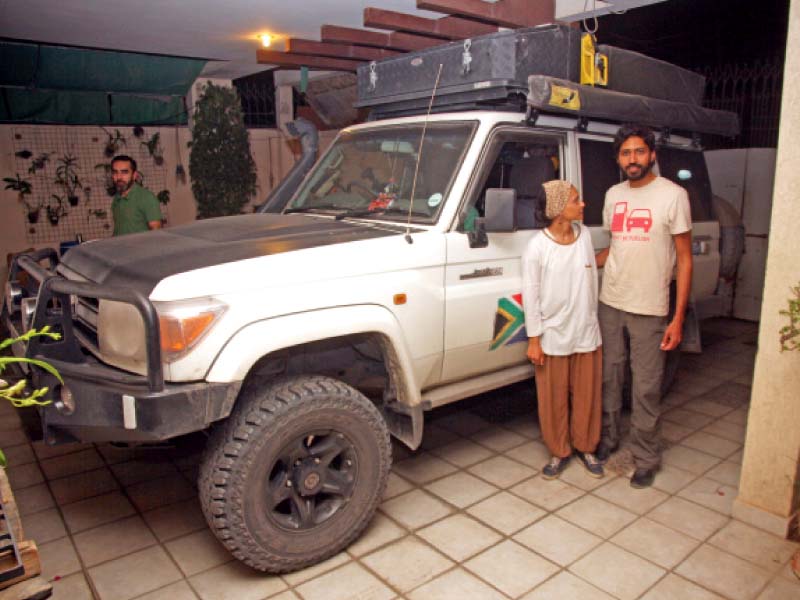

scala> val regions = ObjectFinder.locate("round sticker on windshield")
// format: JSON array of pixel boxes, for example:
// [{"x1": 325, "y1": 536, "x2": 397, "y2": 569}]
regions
[
  {"x1": 428, "y1": 193, "x2": 443, "y2": 208},
  {"x1": 677, "y1": 169, "x2": 692, "y2": 180}
]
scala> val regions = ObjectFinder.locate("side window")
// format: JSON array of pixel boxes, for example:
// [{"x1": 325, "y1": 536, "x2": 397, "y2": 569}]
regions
[
  {"x1": 579, "y1": 138, "x2": 621, "y2": 226},
  {"x1": 462, "y1": 135, "x2": 560, "y2": 231},
  {"x1": 656, "y1": 147, "x2": 714, "y2": 221}
]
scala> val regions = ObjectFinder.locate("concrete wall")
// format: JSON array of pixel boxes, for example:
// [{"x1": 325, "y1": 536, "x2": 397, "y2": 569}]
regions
[{"x1": 735, "y1": 0, "x2": 800, "y2": 536}]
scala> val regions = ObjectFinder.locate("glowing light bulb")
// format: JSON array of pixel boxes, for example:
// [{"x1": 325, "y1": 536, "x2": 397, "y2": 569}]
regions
[{"x1": 260, "y1": 34, "x2": 272, "y2": 48}]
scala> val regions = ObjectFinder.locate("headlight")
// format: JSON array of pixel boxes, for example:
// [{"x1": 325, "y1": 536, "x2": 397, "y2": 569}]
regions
[{"x1": 154, "y1": 297, "x2": 227, "y2": 362}]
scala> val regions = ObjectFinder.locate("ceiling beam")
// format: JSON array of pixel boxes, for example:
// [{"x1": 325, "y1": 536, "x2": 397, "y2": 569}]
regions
[
  {"x1": 363, "y1": 8, "x2": 498, "y2": 40},
  {"x1": 286, "y1": 38, "x2": 400, "y2": 61},
  {"x1": 416, "y1": 0, "x2": 555, "y2": 29},
  {"x1": 320, "y1": 25, "x2": 444, "y2": 52},
  {"x1": 256, "y1": 49, "x2": 363, "y2": 71}
]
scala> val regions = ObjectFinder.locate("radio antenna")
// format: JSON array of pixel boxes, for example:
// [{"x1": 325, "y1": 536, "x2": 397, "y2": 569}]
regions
[{"x1": 405, "y1": 63, "x2": 444, "y2": 244}]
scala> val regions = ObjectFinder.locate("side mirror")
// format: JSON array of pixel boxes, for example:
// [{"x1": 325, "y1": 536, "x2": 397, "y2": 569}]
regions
[{"x1": 484, "y1": 188, "x2": 517, "y2": 232}]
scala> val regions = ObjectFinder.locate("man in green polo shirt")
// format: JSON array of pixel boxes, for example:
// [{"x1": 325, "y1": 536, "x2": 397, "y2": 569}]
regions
[{"x1": 111, "y1": 155, "x2": 163, "y2": 235}]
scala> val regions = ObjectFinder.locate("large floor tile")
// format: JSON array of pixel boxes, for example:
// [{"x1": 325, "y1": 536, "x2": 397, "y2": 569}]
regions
[
  {"x1": 433, "y1": 411, "x2": 491, "y2": 436},
  {"x1": 135, "y1": 580, "x2": 201, "y2": 600},
  {"x1": 165, "y1": 528, "x2": 233, "y2": 576},
  {"x1": 126, "y1": 474, "x2": 196, "y2": 512},
  {"x1": 430, "y1": 438, "x2": 494, "y2": 468},
  {"x1": 379, "y1": 489, "x2": 452, "y2": 530},
  {"x1": 88, "y1": 546, "x2": 183, "y2": 600},
  {"x1": 756, "y1": 576, "x2": 800, "y2": 600},
  {"x1": 640, "y1": 573, "x2": 725, "y2": 599},
  {"x1": 647, "y1": 496, "x2": 730, "y2": 540},
  {"x1": 20, "y1": 507, "x2": 67, "y2": 544},
  {"x1": 521, "y1": 570, "x2": 614, "y2": 599},
  {"x1": 593, "y1": 476, "x2": 668, "y2": 515},
  {"x1": 49, "y1": 572, "x2": 95, "y2": 600},
  {"x1": 556, "y1": 494, "x2": 637, "y2": 538},
  {"x1": 188, "y1": 560, "x2": 287, "y2": 600},
  {"x1": 513, "y1": 514, "x2": 602, "y2": 567},
  {"x1": 611, "y1": 517, "x2": 700, "y2": 569},
  {"x1": 705, "y1": 461, "x2": 742, "y2": 487},
  {"x1": 281, "y1": 552, "x2": 350, "y2": 587},
  {"x1": 466, "y1": 491, "x2": 546, "y2": 535},
  {"x1": 418, "y1": 423, "x2": 462, "y2": 450},
  {"x1": 361, "y1": 535, "x2": 453, "y2": 593},
  {"x1": 703, "y1": 420, "x2": 747, "y2": 443},
  {"x1": 662, "y1": 445, "x2": 721, "y2": 475},
  {"x1": 1, "y1": 442, "x2": 36, "y2": 467},
  {"x1": 560, "y1": 460, "x2": 616, "y2": 491},
  {"x1": 464, "y1": 540, "x2": 559, "y2": 598},
  {"x1": 676, "y1": 544, "x2": 772, "y2": 600},
  {"x1": 392, "y1": 452, "x2": 458, "y2": 484},
  {"x1": 49, "y1": 467, "x2": 119, "y2": 505},
  {"x1": 407, "y1": 567, "x2": 508, "y2": 600},
  {"x1": 141, "y1": 497, "x2": 207, "y2": 542},
  {"x1": 570, "y1": 542, "x2": 665, "y2": 600},
  {"x1": 110, "y1": 457, "x2": 180, "y2": 486},
  {"x1": 708, "y1": 520, "x2": 799, "y2": 573},
  {"x1": 677, "y1": 477, "x2": 738, "y2": 515},
  {"x1": 652, "y1": 464, "x2": 698, "y2": 494},
  {"x1": 61, "y1": 490, "x2": 137, "y2": 533},
  {"x1": 470, "y1": 425, "x2": 528, "y2": 452},
  {"x1": 468, "y1": 455, "x2": 537, "y2": 488},
  {"x1": 40, "y1": 447, "x2": 105, "y2": 480},
  {"x1": 425, "y1": 471, "x2": 498, "y2": 508},
  {"x1": 503, "y1": 415, "x2": 542, "y2": 440},
  {"x1": 504, "y1": 440, "x2": 550, "y2": 469},
  {"x1": 15, "y1": 482, "x2": 56, "y2": 516},
  {"x1": 418, "y1": 514, "x2": 502, "y2": 561},
  {"x1": 383, "y1": 472, "x2": 414, "y2": 499},
  {"x1": 39, "y1": 536, "x2": 82, "y2": 581},
  {"x1": 510, "y1": 476, "x2": 584, "y2": 511},
  {"x1": 347, "y1": 513, "x2": 406, "y2": 557},
  {"x1": 4, "y1": 461, "x2": 44, "y2": 489},
  {"x1": 73, "y1": 515, "x2": 157, "y2": 567},
  {"x1": 681, "y1": 431, "x2": 741, "y2": 458}
]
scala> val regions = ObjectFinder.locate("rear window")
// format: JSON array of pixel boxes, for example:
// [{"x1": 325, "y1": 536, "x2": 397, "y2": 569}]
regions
[
  {"x1": 656, "y1": 147, "x2": 715, "y2": 221},
  {"x1": 579, "y1": 139, "x2": 622, "y2": 226}
]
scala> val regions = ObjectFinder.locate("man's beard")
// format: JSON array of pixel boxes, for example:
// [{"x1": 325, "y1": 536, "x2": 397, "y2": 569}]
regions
[
  {"x1": 114, "y1": 179, "x2": 134, "y2": 192},
  {"x1": 624, "y1": 159, "x2": 655, "y2": 181}
]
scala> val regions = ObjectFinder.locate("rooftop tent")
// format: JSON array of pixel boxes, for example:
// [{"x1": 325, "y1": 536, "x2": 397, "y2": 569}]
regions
[{"x1": 0, "y1": 41, "x2": 206, "y2": 124}]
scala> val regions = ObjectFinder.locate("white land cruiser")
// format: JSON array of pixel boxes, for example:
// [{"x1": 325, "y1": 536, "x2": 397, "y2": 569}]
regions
[{"x1": 3, "y1": 47, "x2": 739, "y2": 573}]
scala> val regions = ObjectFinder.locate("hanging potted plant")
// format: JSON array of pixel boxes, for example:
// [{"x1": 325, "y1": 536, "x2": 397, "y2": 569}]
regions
[
  {"x1": 27, "y1": 152, "x2": 51, "y2": 175},
  {"x1": 142, "y1": 132, "x2": 165, "y2": 166},
  {"x1": 102, "y1": 128, "x2": 127, "y2": 157},
  {"x1": 96, "y1": 162, "x2": 116, "y2": 197},
  {"x1": 3, "y1": 173, "x2": 41, "y2": 223},
  {"x1": 189, "y1": 82, "x2": 257, "y2": 218},
  {"x1": 47, "y1": 195, "x2": 67, "y2": 226},
  {"x1": 55, "y1": 153, "x2": 82, "y2": 206}
]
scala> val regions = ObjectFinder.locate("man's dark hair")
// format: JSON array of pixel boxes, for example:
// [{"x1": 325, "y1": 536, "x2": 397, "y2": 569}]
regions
[
  {"x1": 111, "y1": 154, "x2": 137, "y2": 172},
  {"x1": 612, "y1": 124, "x2": 656, "y2": 157}
]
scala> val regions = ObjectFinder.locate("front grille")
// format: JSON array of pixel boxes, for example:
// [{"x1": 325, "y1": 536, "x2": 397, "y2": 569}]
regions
[{"x1": 73, "y1": 295, "x2": 100, "y2": 349}]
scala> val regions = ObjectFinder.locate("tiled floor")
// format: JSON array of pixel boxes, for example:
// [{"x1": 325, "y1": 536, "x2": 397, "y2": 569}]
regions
[{"x1": 3, "y1": 318, "x2": 799, "y2": 599}]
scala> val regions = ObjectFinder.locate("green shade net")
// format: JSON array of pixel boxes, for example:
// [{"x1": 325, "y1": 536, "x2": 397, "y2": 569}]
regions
[{"x1": 0, "y1": 41, "x2": 206, "y2": 124}]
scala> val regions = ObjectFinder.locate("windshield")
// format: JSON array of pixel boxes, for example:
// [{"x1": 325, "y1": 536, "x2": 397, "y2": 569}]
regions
[{"x1": 286, "y1": 121, "x2": 475, "y2": 223}]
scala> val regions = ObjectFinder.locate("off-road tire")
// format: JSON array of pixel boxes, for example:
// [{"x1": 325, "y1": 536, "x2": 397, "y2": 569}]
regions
[{"x1": 199, "y1": 375, "x2": 391, "y2": 573}]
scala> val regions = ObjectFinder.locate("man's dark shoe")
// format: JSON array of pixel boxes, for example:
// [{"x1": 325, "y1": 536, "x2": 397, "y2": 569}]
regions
[
  {"x1": 595, "y1": 442, "x2": 618, "y2": 464},
  {"x1": 630, "y1": 468, "x2": 656, "y2": 489},
  {"x1": 576, "y1": 452, "x2": 604, "y2": 478},
  {"x1": 542, "y1": 455, "x2": 570, "y2": 480}
]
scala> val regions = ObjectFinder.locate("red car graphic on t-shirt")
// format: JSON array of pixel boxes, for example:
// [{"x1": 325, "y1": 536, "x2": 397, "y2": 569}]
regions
[{"x1": 626, "y1": 208, "x2": 652, "y2": 233}]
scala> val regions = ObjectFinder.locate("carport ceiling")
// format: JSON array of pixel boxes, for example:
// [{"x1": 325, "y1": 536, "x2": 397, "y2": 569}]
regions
[{"x1": 0, "y1": 0, "x2": 667, "y2": 79}]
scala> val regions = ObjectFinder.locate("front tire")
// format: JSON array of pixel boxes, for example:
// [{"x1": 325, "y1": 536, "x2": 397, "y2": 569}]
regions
[{"x1": 199, "y1": 375, "x2": 391, "y2": 573}]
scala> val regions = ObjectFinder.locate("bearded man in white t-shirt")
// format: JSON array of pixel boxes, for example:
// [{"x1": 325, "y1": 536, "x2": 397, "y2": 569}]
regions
[{"x1": 594, "y1": 124, "x2": 693, "y2": 489}]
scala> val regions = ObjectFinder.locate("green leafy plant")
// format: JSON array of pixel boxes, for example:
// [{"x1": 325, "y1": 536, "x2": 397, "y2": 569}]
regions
[
  {"x1": 55, "y1": 153, "x2": 82, "y2": 206},
  {"x1": 0, "y1": 327, "x2": 62, "y2": 467},
  {"x1": 4, "y1": 173, "x2": 41, "y2": 220},
  {"x1": 779, "y1": 283, "x2": 800, "y2": 352},
  {"x1": 87, "y1": 208, "x2": 107, "y2": 221},
  {"x1": 189, "y1": 82, "x2": 257, "y2": 218},
  {"x1": 103, "y1": 128, "x2": 127, "y2": 157},
  {"x1": 28, "y1": 152, "x2": 51, "y2": 174},
  {"x1": 156, "y1": 189, "x2": 170, "y2": 205},
  {"x1": 142, "y1": 132, "x2": 164, "y2": 166},
  {"x1": 47, "y1": 194, "x2": 67, "y2": 225}
]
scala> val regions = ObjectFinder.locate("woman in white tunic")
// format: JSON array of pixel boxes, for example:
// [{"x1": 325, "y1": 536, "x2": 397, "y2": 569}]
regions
[{"x1": 522, "y1": 180, "x2": 604, "y2": 479}]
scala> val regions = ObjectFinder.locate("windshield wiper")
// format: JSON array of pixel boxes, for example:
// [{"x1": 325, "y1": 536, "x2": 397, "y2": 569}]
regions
[
  {"x1": 335, "y1": 206, "x2": 430, "y2": 221},
  {"x1": 284, "y1": 204, "x2": 343, "y2": 214}
]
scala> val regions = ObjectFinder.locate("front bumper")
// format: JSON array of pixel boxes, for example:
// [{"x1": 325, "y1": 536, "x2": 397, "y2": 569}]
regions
[{"x1": 4, "y1": 249, "x2": 241, "y2": 444}]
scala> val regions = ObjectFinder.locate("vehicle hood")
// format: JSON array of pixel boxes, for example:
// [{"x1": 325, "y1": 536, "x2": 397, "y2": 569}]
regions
[{"x1": 61, "y1": 213, "x2": 407, "y2": 294}]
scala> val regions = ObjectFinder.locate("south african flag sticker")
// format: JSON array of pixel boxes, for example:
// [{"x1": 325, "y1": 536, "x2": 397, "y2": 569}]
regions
[{"x1": 490, "y1": 293, "x2": 527, "y2": 350}]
